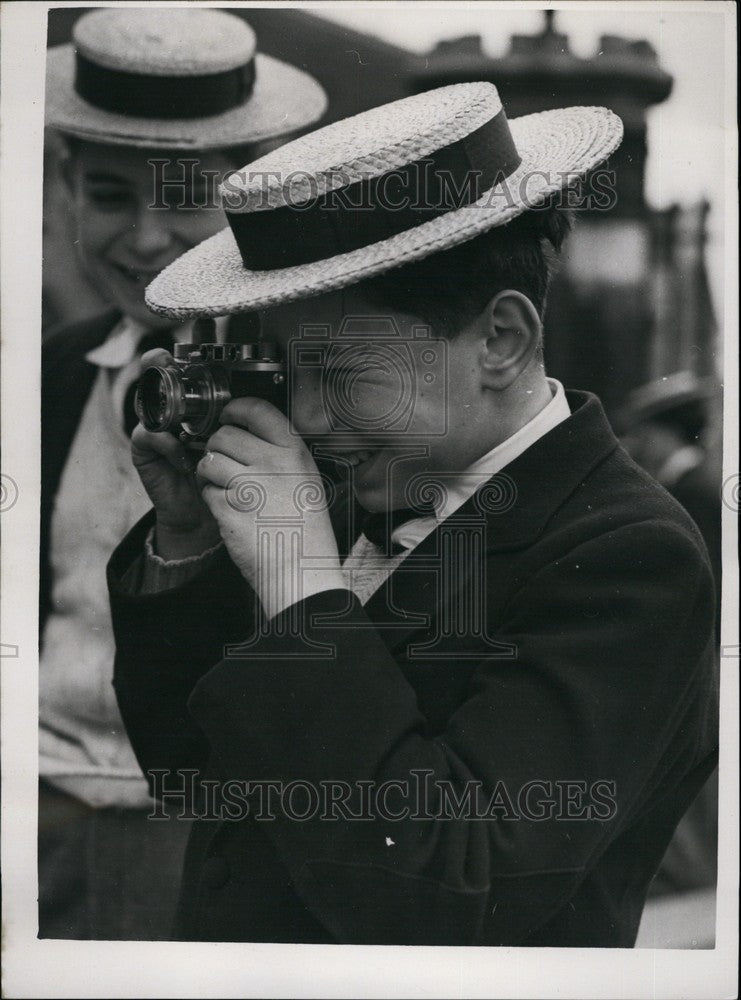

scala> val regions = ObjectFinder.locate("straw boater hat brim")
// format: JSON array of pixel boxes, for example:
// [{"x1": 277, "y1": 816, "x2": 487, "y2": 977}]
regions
[
  {"x1": 145, "y1": 83, "x2": 624, "y2": 319},
  {"x1": 45, "y1": 8, "x2": 326, "y2": 149},
  {"x1": 46, "y1": 47, "x2": 327, "y2": 150}
]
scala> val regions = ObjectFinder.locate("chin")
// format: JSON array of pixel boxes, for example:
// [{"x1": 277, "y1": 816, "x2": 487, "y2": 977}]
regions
[
  {"x1": 112, "y1": 290, "x2": 170, "y2": 329},
  {"x1": 91, "y1": 266, "x2": 165, "y2": 328},
  {"x1": 351, "y1": 476, "x2": 400, "y2": 513}
]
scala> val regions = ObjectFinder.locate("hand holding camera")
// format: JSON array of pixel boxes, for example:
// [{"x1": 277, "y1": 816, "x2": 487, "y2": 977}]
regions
[
  {"x1": 132, "y1": 324, "x2": 287, "y2": 561},
  {"x1": 133, "y1": 329, "x2": 343, "y2": 613},
  {"x1": 195, "y1": 396, "x2": 344, "y2": 618},
  {"x1": 131, "y1": 346, "x2": 222, "y2": 561}
]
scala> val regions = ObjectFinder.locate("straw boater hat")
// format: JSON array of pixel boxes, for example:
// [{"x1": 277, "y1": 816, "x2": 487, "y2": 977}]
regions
[
  {"x1": 45, "y1": 7, "x2": 327, "y2": 149},
  {"x1": 145, "y1": 82, "x2": 623, "y2": 319},
  {"x1": 618, "y1": 372, "x2": 717, "y2": 432}
]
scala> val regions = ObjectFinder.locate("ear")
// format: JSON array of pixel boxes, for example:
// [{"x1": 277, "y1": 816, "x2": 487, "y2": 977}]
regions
[{"x1": 479, "y1": 290, "x2": 542, "y2": 390}]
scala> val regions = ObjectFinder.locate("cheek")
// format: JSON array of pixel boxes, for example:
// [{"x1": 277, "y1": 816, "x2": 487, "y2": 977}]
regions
[
  {"x1": 287, "y1": 374, "x2": 328, "y2": 432},
  {"x1": 417, "y1": 370, "x2": 447, "y2": 407},
  {"x1": 75, "y1": 203, "x2": 128, "y2": 256},
  {"x1": 408, "y1": 368, "x2": 451, "y2": 433}
]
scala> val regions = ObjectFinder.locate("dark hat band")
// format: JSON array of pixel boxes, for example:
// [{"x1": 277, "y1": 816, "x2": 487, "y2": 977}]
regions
[
  {"x1": 226, "y1": 108, "x2": 521, "y2": 271},
  {"x1": 74, "y1": 51, "x2": 256, "y2": 119}
]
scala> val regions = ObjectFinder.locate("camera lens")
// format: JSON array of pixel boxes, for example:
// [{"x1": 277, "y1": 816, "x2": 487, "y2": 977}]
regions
[
  {"x1": 136, "y1": 365, "x2": 183, "y2": 432},
  {"x1": 136, "y1": 360, "x2": 233, "y2": 439},
  {"x1": 180, "y1": 367, "x2": 223, "y2": 435}
]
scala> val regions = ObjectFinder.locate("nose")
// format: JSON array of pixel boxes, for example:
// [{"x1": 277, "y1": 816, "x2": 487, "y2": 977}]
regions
[{"x1": 129, "y1": 203, "x2": 175, "y2": 259}]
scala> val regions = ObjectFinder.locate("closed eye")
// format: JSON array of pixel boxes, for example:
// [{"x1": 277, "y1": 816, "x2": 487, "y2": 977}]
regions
[{"x1": 327, "y1": 361, "x2": 394, "y2": 380}]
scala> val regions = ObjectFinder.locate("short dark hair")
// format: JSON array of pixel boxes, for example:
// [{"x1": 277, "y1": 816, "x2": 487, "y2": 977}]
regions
[{"x1": 359, "y1": 199, "x2": 573, "y2": 337}]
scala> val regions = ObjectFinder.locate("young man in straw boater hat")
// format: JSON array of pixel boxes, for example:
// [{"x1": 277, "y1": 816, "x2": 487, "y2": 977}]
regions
[
  {"x1": 108, "y1": 83, "x2": 718, "y2": 945},
  {"x1": 40, "y1": 7, "x2": 326, "y2": 940}
]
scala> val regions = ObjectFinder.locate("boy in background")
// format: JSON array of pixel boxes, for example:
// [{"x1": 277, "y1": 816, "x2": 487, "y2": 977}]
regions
[{"x1": 40, "y1": 7, "x2": 325, "y2": 939}]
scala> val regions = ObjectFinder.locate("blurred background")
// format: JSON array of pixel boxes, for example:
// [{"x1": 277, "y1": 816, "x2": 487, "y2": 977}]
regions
[
  {"x1": 44, "y1": 6, "x2": 726, "y2": 414},
  {"x1": 43, "y1": 4, "x2": 728, "y2": 949}
]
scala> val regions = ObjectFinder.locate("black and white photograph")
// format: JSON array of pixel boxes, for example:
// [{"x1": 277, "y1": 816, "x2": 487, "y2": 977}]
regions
[{"x1": 0, "y1": 2, "x2": 737, "y2": 997}]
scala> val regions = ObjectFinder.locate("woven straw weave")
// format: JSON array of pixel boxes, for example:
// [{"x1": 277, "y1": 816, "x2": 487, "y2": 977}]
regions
[
  {"x1": 74, "y1": 8, "x2": 255, "y2": 76},
  {"x1": 45, "y1": 8, "x2": 327, "y2": 149},
  {"x1": 225, "y1": 82, "x2": 502, "y2": 211}
]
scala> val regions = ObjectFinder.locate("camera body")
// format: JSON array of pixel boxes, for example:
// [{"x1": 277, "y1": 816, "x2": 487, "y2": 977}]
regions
[
  {"x1": 136, "y1": 341, "x2": 286, "y2": 442},
  {"x1": 288, "y1": 317, "x2": 448, "y2": 442}
]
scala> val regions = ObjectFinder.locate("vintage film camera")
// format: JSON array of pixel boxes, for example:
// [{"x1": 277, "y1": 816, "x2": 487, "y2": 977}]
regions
[{"x1": 135, "y1": 341, "x2": 287, "y2": 443}]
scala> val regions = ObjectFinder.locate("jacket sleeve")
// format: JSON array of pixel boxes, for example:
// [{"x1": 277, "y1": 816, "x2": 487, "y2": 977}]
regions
[
  {"x1": 186, "y1": 519, "x2": 717, "y2": 945},
  {"x1": 108, "y1": 510, "x2": 259, "y2": 794}
]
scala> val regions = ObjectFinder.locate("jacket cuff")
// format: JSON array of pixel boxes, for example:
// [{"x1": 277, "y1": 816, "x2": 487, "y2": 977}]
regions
[
  {"x1": 265, "y1": 586, "x2": 367, "y2": 639},
  {"x1": 134, "y1": 525, "x2": 225, "y2": 595}
]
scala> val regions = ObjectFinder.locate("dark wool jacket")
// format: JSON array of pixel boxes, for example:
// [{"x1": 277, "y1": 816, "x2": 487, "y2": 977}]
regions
[{"x1": 107, "y1": 390, "x2": 719, "y2": 947}]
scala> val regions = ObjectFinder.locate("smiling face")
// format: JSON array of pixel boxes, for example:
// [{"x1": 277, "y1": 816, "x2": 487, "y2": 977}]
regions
[
  {"x1": 259, "y1": 285, "x2": 512, "y2": 512},
  {"x1": 64, "y1": 140, "x2": 233, "y2": 327}
]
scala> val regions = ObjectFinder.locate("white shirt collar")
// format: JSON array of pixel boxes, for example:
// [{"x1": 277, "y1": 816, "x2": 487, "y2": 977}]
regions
[
  {"x1": 85, "y1": 316, "x2": 150, "y2": 369},
  {"x1": 392, "y1": 378, "x2": 571, "y2": 549}
]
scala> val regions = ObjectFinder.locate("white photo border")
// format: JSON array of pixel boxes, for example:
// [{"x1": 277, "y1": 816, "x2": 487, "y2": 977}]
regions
[{"x1": 1, "y1": 2, "x2": 737, "y2": 997}]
